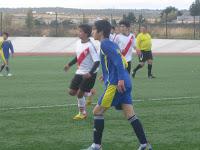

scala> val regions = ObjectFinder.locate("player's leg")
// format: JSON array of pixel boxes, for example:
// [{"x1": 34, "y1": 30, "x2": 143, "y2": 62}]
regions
[
  {"x1": 68, "y1": 74, "x2": 83, "y2": 119},
  {"x1": 0, "y1": 51, "x2": 6, "y2": 73},
  {"x1": 83, "y1": 85, "x2": 116, "y2": 150},
  {"x1": 146, "y1": 51, "x2": 155, "y2": 79},
  {"x1": 122, "y1": 104, "x2": 153, "y2": 150},
  {"x1": 5, "y1": 59, "x2": 12, "y2": 76},
  {"x1": 83, "y1": 105, "x2": 107, "y2": 150},
  {"x1": 132, "y1": 61, "x2": 145, "y2": 78},
  {"x1": 132, "y1": 51, "x2": 146, "y2": 78},
  {"x1": 84, "y1": 73, "x2": 97, "y2": 106},
  {"x1": 73, "y1": 89, "x2": 87, "y2": 120}
]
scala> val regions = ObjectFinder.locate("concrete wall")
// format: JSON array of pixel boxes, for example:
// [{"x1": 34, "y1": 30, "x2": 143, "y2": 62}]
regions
[{"x1": 9, "y1": 37, "x2": 200, "y2": 54}]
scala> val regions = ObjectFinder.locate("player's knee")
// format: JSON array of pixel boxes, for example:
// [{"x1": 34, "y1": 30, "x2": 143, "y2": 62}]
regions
[
  {"x1": 140, "y1": 63, "x2": 145, "y2": 67},
  {"x1": 147, "y1": 60, "x2": 153, "y2": 64},
  {"x1": 77, "y1": 90, "x2": 84, "y2": 98},
  {"x1": 69, "y1": 90, "x2": 77, "y2": 96}
]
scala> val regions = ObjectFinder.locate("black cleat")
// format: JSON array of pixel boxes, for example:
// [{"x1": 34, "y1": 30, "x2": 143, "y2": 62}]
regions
[
  {"x1": 148, "y1": 74, "x2": 156, "y2": 79},
  {"x1": 132, "y1": 71, "x2": 136, "y2": 78}
]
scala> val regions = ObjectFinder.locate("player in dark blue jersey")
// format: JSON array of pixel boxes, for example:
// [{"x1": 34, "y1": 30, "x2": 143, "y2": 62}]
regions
[
  {"x1": 83, "y1": 20, "x2": 153, "y2": 150},
  {"x1": 0, "y1": 32, "x2": 14, "y2": 76}
]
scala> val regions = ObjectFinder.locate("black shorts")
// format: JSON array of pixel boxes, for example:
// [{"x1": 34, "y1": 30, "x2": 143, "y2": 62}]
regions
[
  {"x1": 139, "y1": 51, "x2": 153, "y2": 62},
  {"x1": 69, "y1": 73, "x2": 97, "y2": 92}
]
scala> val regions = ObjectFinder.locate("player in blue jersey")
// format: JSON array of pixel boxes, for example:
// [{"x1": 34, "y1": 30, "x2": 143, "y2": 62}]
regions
[
  {"x1": 0, "y1": 32, "x2": 14, "y2": 76},
  {"x1": 83, "y1": 20, "x2": 153, "y2": 150}
]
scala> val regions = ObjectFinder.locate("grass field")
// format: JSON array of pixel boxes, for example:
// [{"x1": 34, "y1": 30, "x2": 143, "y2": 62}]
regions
[{"x1": 0, "y1": 55, "x2": 200, "y2": 150}]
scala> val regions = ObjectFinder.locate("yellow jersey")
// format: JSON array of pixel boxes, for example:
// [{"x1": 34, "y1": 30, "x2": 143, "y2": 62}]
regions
[{"x1": 136, "y1": 33, "x2": 152, "y2": 51}]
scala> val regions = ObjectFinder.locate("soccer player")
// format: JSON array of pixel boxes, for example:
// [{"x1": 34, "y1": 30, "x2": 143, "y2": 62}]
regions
[
  {"x1": 114, "y1": 20, "x2": 136, "y2": 73},
  {"x1": 64, "y1": 24, "x2": 100, "y2": 120},
  {"x1": 0, "y1": 36, "x2": 7, "y2": 69},
  {"x1": 83, "y1": 20, "x2": 152, "y2": 150},
  {"x1": 109, "y1": 26, "x2": 117, "y2": 41},
  {"x1": 132, "y1": 24, "x2": 155, "y2": 79},
  {"x1": 0, "y1": 32, "x2": 14, "y2": 76}
]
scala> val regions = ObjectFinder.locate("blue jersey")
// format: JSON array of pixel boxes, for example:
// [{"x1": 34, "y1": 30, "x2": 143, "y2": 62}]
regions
[
  {"x1": 100, "y1": 38, "x2": 131, "y2": 88},
  {"x1": 2, "y1": 40, "x2": 14, "y2": 59},
  {"x1": 98, "y1": 38, "x2": 132, "y2": 110}
]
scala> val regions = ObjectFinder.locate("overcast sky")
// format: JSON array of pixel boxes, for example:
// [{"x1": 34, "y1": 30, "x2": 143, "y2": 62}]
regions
[{"x1": 0, "y1": 0, "x2": 193, "y2": 10}]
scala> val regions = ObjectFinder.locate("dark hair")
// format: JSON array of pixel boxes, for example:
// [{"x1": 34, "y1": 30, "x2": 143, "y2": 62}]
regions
[
  {"x1": 94, "y1": 20, "x2": 111, "y2": 38},
  {"x1": 78, "y1": 24, "x2": 92, "y2": 37},
  {"x1": 111, "y1": 26, "x2": 115, "y2": 30},
  {"x1": 119, "y1": 20, "x2": 130, "y2": 27},
  {"x1": 3, "y1": 32, "x2": 9, "y2": 37}
]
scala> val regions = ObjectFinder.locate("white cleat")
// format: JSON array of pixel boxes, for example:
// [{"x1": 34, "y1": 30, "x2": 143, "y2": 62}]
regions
[{"x1": 7, "y1": 73, "x2": 13, "y2": 77}]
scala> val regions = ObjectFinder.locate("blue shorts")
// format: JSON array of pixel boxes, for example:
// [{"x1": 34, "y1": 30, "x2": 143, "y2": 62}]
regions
[{"x1": 98, "y1": 84, "x2": 132, "y2": 110}]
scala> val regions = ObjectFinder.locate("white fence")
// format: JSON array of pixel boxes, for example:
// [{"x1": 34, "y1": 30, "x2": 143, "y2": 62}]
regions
[{"x1": 9, "y1": 37, "x2": 200, "y2": 54}]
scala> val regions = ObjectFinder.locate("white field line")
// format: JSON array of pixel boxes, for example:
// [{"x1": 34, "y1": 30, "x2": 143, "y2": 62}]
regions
[{"x1": 0, "y1": 96, "x2": 199, "y2": 111}]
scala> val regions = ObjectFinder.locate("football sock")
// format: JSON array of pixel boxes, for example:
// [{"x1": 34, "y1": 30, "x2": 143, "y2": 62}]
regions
[
  {"x1": 93, "y1": 115, "x2": 104, "y2": 145},
  {"x1": 128, "y1": 115, "x2": 147, "y2": 144},
  {"x1": 0, "y1": 64, "x2": 5, "y2": 72},
  {"x1": 134, "y1": 64, "x2": 143, "y2": 72},
  {"x1": 77, "y1": 97, "x2": 86, "y2": 114},
  {"x1": 148, "y1": 64, "x2": 152, "y2": 76},
  {"x1": 5, "y1": 65, "x2": 9, "y2": 74}
]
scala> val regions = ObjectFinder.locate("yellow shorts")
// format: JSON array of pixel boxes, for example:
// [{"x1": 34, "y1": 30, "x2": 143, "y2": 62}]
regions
[{"x1": 0, "y1": 50, "x2": 6, "y2": 64}]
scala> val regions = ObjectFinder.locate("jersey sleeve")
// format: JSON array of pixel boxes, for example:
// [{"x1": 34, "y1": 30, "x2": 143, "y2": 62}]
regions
[
  {"x1": 89, "y1": 42, "x2": 100, "y2": 62},
  {"x1": 101, "y1": 41, "x2": 125, "y2": 81},
  {"x1": 9, "y1": 41, "x2": 14, "y2": 54}
]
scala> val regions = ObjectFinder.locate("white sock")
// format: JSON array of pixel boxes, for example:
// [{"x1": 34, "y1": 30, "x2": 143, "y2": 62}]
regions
[{"x1": 77, "y1": 97, "x2": 86, "y2": 114}]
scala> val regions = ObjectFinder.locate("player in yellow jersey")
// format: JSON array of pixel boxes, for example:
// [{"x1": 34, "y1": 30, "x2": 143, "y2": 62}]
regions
[{"x1": 132, "y1": 24, "x2": 155, "y2": 79}]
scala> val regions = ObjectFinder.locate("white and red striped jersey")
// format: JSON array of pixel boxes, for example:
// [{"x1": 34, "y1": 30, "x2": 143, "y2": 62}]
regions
[
  {"x1": 75, "y1": 39, "x2": 100, "y2": 75},
  {"x1": 114, "y1": 33, "x2": 136, "y2": 62}
]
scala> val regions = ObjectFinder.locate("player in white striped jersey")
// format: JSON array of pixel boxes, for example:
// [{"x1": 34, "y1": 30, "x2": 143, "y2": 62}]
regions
[
  {"x1": 64, "y1": 24, "x2": 100, "y2": 120},
  {"x1": 114, "y1": 20, "x2": 136, "y2": 73}
]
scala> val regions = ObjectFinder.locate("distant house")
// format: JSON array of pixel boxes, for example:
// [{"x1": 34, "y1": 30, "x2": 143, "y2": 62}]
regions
[
  {"x1": 177, "y1": 16, "x2": 200, "y2": 23},
  {"x1": 46, "y1": 12, "x2": 56, "y2": 15}
]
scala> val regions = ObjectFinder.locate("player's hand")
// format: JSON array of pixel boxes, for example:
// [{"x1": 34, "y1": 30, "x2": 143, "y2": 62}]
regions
[
  {"x1": 83, "y1": 73, "x2": 92, "y2": 79},
  {"x1": 64, "y1": 64, "x2": 70, "y2": 72},
  {"x1": 117, "y1": 80, "x2": 126, "y2": 93},
  {"x1": 11, "y1": 53, "x2": 14, "y2": 58},
  {"x1": 136, "y1": 49, "x2": 141, "y2": 56}
]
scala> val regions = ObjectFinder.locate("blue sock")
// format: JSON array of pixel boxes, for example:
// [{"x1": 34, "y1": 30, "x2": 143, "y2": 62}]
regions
[
  {"x1": 93, "y1": 115, "x2": 104, "y2": 145},
  {"x1": 128, "y1": 115, "x2": 147, "y2": 144}
]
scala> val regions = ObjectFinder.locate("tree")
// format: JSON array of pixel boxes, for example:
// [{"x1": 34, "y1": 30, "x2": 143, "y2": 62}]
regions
[
  {"x1": 3, "y1": 13, "x2": 13, "y2": 31},
  {"x1": 160, "y1": 6, "x2": 182, "y2": 38},
  {"x1": 160, "y1": 6, "x2": 181, "y2": 22},
  {"x1": 25, "y1": 9, "x2": 34, "y2": 36},
  {"x1": 137, "y1": 14, "x2": 145, "y2": 32},
  {"x1": 122, "y1": 12, "x2": 136, "y2": 24},
  {"x1": 190, "y1": 0, "x2": 200, "y2": 39}
]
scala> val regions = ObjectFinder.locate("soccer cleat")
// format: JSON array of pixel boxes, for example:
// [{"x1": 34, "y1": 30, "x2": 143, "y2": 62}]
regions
[
  {"x1": 81, "y1": 145, "x2": 102, "y2": 150},
  {"x1": 7, "y1": 73, "x2": 12, "y2": 77},
  {"x1": 73, "y1": 113, "x2": 87, "y2": 120},
  {"x1": 148, "y1": 74, "x2": 156, "y2": 79},
  {"x1": 132, "y1": 71, "x2": 136, "y2": 78},
  {"x1": 138, "y1": 144, "x2": 153, "y2": 150}
]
